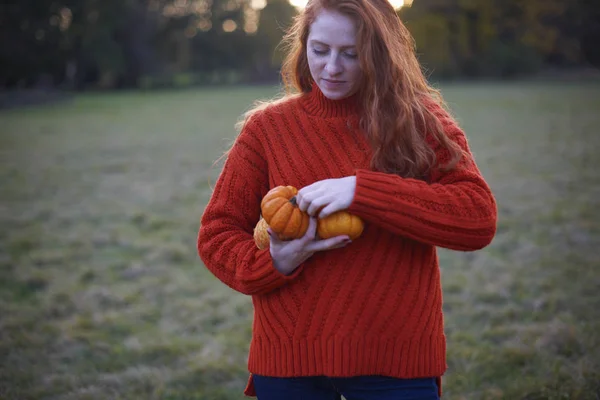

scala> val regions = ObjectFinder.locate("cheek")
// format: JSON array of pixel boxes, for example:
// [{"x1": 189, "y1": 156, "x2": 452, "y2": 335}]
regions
[
  {"x1": 307, "y1": 54, "x2": 323, "y2": 74},
  {"x1": 347, "y1": 62, "x2": 362, "y2": 81}
]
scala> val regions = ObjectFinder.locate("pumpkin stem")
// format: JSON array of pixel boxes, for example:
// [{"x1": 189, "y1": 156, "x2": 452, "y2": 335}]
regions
[{"x1": 289, "y1": 196, "x2": 298, "y2": 206}]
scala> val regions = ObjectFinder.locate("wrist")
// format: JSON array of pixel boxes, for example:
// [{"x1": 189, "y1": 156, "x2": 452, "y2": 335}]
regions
[{"x1": 271, "y1": 255, "x2": 297, "y2": 276}]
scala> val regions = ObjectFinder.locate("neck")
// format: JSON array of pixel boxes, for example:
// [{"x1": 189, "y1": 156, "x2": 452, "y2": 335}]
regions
[{"x1": 300, "y1": 83, "x2": 360, "y2": 118}]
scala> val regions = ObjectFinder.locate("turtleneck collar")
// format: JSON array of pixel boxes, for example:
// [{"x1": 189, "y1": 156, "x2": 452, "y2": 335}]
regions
[{"x1": 299, "y1": 83, "x2": 361, "y2": 118}]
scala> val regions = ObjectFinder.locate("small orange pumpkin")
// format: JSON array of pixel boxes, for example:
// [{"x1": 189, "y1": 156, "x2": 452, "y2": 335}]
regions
[
  {"x1": 260, "y1": 186, "x2": 309, "y2": 239},
  {"x1": 317, "y1": 211, "x2": 364, "y2": 240},
  {"x1": 253, "y1": 218, "x2": 270, "y2": 249}
]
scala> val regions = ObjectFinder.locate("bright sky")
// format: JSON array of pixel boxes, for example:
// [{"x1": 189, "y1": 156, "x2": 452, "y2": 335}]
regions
[{"x1": 289, "y1": 0, "x2": 406, "y2": 9}]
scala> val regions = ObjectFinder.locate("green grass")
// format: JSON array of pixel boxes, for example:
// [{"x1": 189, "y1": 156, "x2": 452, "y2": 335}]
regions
[{"x1": 1, "y1": 82, "x2": 599, "y2": 399}]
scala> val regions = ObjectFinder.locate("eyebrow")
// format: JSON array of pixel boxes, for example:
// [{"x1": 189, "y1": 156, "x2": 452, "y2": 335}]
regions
[{"x1": 309, "y1": 40, "x2": 357, "y2": 50}]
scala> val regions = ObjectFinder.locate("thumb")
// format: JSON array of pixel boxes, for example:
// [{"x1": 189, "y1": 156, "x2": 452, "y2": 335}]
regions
[{"x1": 267, "y1": 228, "x2": 281, "y2": 243}]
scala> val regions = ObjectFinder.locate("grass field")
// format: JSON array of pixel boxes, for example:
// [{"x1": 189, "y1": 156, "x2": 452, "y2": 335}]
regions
[{"x1": 1, "y1": 82, "x2": 599, "y2": 400}]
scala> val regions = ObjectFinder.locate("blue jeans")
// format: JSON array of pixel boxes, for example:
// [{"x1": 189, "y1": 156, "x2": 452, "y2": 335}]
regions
[{"x1": 253, "y1": 375, "x2": 440, "y2": 400}]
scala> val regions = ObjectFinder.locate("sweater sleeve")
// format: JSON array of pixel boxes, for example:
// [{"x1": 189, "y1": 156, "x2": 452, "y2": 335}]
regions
[
  {"x1": 347, "y1": 103, "x2": 497, "y2": 251},
  {"x1": 197, "y1": 118, "x2": 303, "y2": 295}
]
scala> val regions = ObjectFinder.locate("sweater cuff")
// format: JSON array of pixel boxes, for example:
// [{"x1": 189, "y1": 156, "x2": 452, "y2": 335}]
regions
[
  {"x1": 348, "y1": 169, "x2": 401, "y2": 220},
  {"x1": 238, "y1": 248, "x2": 304, "y2": 294}
]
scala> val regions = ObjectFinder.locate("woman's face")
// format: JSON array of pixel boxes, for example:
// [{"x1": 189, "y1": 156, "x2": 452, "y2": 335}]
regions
[{"x1": 306, "y1": 9, "x2": 362, "y2": 100}]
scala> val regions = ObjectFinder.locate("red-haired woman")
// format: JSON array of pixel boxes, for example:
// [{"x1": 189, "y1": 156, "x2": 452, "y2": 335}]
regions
[{"x1": 198, "y1": 0, "x2": 497, "y2": 398}]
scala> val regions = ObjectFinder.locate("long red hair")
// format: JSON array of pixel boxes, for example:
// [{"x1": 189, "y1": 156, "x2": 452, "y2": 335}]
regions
[{"x1": 243, "y1": 0, "x2": 465, "y2": 179}]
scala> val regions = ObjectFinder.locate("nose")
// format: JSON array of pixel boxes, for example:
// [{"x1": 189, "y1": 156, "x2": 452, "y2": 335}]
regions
[{"x1": 324, "y1": 53, "x2": 343, "y2": 76}]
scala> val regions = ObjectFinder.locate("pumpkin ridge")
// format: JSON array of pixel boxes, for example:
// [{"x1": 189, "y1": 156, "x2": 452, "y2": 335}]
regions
[{"x1": 270, "y1": 204, "x2": 290, "y2": 232}]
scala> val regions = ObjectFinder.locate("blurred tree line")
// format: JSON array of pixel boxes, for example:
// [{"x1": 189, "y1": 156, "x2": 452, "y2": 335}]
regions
[
  {"x1": 1, "y1": 0, "x2": 599, "y2": 90},
  {"x1": 402, "y1": 0, "x2": 600, "y2": 78}
]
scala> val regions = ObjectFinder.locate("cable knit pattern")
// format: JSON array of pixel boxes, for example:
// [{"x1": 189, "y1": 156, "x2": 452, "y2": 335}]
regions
[{"x1": 197, "y1": 85, "x2": 497, "y2": 397}]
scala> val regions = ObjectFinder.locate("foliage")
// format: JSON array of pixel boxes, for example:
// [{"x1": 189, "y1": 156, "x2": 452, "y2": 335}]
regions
[
  {"x1": 400, "y1": 0, "x2": 592, "y2": 79},
  {"x1": 2, "y1": 0, "x2": 600, "y2": 89}
]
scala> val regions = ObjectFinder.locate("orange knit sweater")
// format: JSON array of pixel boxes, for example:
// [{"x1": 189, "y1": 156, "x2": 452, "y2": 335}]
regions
[{"x1": 197, "y1": 85, "x2": 497, "y2": 397}]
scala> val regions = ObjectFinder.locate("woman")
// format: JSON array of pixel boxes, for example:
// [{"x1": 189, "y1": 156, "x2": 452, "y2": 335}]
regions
[{"x1": 198, "y1": 0, "x2": 497, "y2": 398}]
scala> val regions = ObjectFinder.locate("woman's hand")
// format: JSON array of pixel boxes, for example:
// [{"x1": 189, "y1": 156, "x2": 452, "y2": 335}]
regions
[
  {"x1": 296, "y1": 176, "x2": 357, "y2": 218},
  {"x1": 269, "y1": 217, "x2": 351, "y2": 275}
]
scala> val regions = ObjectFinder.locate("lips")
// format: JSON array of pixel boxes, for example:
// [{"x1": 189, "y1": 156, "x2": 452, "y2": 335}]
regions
[
  {"x1": 321, "y1": 78, "x2": 346, "y2": 90},
  {"x1": 323, "y1": 78, "x2": 344, "y2": 84}
]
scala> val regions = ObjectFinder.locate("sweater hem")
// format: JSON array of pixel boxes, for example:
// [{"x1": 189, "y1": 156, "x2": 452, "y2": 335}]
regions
[{"x1": 244, "y1": 335, "x2": 447, "y2": 396}]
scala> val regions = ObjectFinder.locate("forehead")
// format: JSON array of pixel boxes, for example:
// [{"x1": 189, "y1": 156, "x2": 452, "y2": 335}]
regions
[{"x1": 308, "y1": 9, "x2": 358, "y2": 47}]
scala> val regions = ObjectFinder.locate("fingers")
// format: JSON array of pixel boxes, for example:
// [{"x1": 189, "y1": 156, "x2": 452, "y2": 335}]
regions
[
  {"x1": 296, "y1": 190, "x2": 320, "y2": 214},
  {"x1": 270, "y1": 218, "x2": 351, "y2": 257},
  {"x1": 316, "y1": 202, "x2": 340, "y2": 219},
  {"x1": 307, "y1": 235, "x2": 351, "y2": 252},
  {"x1": 297, "y1": 178, "x2": 352, "y2": 217},
  {"x1": 298, "y1": 192, "x2": 337, "y2": 217},
  {"x1": 303, "y1": 217, "x2": 318, "y2": 241}
]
